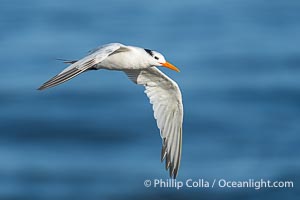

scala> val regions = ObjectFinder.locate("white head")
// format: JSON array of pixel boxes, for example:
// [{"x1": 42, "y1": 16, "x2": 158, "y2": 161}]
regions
[{"x1": 144, "y1": 49, "x2": 180, "y2": 72}]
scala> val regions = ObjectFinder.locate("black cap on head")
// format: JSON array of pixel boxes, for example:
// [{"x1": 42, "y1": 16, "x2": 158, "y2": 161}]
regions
[{"x1": 144, "y1": 49, "x2": 153, "y2": 56}]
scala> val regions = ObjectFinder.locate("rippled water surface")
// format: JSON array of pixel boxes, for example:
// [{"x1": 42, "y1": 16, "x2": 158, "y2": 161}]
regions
[{"x1": 0, "y1": 0, "x2": 300, "y2": 199}]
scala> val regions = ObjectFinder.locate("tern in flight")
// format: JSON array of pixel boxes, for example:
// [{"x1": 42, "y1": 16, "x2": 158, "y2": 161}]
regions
[{"x1": 38, "y1": 43, "x2": 183, "y2": 178}]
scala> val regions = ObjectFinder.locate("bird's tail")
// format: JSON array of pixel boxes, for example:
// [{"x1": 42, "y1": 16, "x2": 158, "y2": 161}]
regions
[{"x1": 56, "y1": 58, "x2": 78, "y2": 64}]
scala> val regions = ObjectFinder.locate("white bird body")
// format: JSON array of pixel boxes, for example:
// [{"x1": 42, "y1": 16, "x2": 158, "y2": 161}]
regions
[
  {"x1": 38, "y1": 43, "x2": 183, "y2": 178},
  {"x1": 97, "y1": 45, "x2": 151, "y2": 70}
]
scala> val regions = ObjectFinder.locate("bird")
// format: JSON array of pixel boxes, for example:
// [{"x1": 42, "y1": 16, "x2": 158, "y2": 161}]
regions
[{"x1": 38, "y1": 43, "x2": 183, "y2": 178}]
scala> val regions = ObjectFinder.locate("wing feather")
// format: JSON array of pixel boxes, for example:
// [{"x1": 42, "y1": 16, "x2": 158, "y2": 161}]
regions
[
  {"x1": 38, "y1": 43, "x2": 128, "y2": 90},
  {"x1": 124, "y1": 67, "x2": 183, "y2": 178}
]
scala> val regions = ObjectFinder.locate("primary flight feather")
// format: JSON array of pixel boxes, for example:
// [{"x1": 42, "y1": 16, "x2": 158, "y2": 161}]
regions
[{"x1": 38, "y1": 43, "x2": 183, "y2": 178}]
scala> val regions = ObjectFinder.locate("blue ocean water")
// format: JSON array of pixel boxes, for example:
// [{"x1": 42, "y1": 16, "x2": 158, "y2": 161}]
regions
[{"x1": 0, "y1": 0, "x2": 299, "y2": 199}]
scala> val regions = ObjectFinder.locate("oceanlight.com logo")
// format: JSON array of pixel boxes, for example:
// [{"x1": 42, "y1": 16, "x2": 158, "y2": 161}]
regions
[{"x1": 143, "y1": 179, "x2": 294, "y2": 190}]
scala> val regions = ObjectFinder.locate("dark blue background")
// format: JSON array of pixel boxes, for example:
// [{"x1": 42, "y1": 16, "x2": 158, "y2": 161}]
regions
[{"x1": 0, "y1": 0, "x2": 299, "y2": 199}]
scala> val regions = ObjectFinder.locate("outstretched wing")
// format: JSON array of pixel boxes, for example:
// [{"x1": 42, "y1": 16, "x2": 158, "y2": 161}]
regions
[
  {"x1": 38, "y1": 43, "x2": 129, "y2": 90},
  {"x1": 125, "y1": 67, "x2": 183, "y2": 178}
]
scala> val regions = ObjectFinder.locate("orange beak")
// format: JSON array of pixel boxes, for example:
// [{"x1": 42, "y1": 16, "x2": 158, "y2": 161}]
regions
[{"x1": 160, "y1": 62, "x2": 180, "y2": 72}]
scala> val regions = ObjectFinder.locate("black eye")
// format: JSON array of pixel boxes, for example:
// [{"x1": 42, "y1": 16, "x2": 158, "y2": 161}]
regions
[{"x1": 154, "y1": 56, "x2": 159, "y2": 60}]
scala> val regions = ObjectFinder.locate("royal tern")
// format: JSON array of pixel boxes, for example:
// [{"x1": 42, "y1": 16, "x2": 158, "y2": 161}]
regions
[{"x1": 38, "y1": 43, "x2": 183, "y2": 178}]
